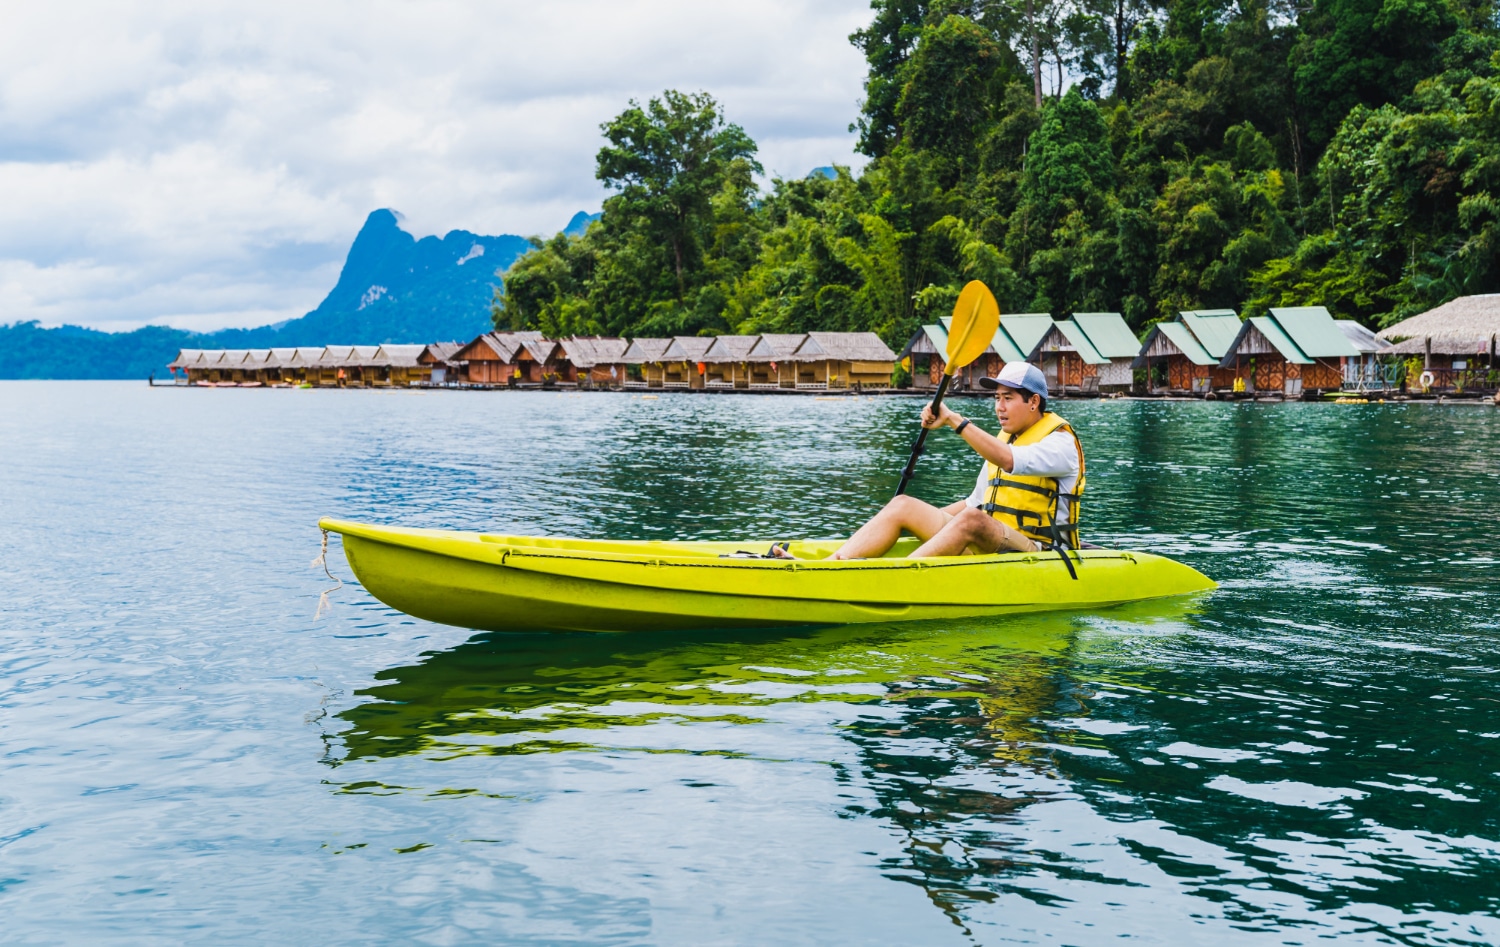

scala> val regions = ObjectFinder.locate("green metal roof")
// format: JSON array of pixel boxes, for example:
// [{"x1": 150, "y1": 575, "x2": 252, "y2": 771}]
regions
[
  {"x1": 1248, "y1": 316, "x2": 1313, "y2": 364},
  {"x1": 1070, "y1": 312, "x2": 1140, "y2": 359},
  {"x1": 1000, "y1": 314, "x2": 1055, "y2": 358},
  {"x1": 1157, "y1": 321, "x2": 1216, "y2": 365},
  {"x1": 989, "y1": 327, "x2": 1026, "y2": 362},
  {"x1": 1269, "y1": 306, "x2": 1360, "y2": 358},
  {"x1": 1055, "y1": 320, "x2": 1109, "y2": 364},
  {"x1": 1178, "y1": 310, "x2": 1242, "y2": 359},
  {"x1": 941, "y1": 315, "x2": 1026, "y2": 360}
]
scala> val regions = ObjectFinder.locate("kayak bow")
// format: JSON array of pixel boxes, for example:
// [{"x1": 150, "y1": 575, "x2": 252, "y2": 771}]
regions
[{"x1": 318, "y1": 518, "x2": 1216, "y2": 633}]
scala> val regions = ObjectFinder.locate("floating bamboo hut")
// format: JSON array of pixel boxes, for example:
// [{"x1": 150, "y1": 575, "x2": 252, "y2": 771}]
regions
[
  {"x1": 1069, "y1": 313, "x2": 1141, "y2": 392},
  {"x1": 515, "y1": 336, "x2": 566, "y2": 384},
  {"x1": 660, "y1": 337, "x2": 714, "y2": 389},
  {"x1": 235, "y1": 350, "x2": 270, "y2": 387},
  {"x1": 371, "y1": 345, "x2": 430, "y2": 386},
  {"x1": 947, "y1": 315, "x2": 1034, "y2": 390},
  {"x1": 451, "y1": 332, "x2": 536, "y2": 385},
  {"x1": 340, "y1": 346, "x2": 382, "y2": 386},
  {"x1": 559, "y1": 337, "x2": 630, "y2": 388},
  {"x1": 285, "y1": 347, "x2": 325, "y2": 385},
  {"x1": 167, "y1": 349, "x2": 204, "y2": 381},
  {"x1": 901, "y1": 320, "x2": 1028, "y2": 391},
  {"x1": 1376, "y1": 294, "x2": 1500, "y2": 393},
  {"x1": 620, "y1": 338, "x2": 673, "y2": 388},
  {"x1": 745, "y1": 333, "x2": 809, "y2": 389},
  {"x1": 418, "y1": 342, "x2": 465, "y2": 385},
  {"x1": 1134, "y1": 311, "x2": 1242, "y2": 394},
  {"x1": 1218, "y1": 307, "x2": 1356, "y2": 396},
  {"x1": 788, "y1": 332, "x2": 897, "y2": 390},
  {"x1": 701, "y1": 336, "x2": 760, "y2": 389},
  {"x1": 1032, "y1": 320, "x2": 1108, "y2": 394},
  {"x1": 898, "y1": 324, "x2": 953, "y2": 391},
  {"x1": 1336, "y1": 321, "x2": 1391, "y2": 391}
]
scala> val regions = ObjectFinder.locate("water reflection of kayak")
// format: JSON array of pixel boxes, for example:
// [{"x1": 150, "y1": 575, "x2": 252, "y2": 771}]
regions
[{"x1": 318, "y1": 518, "x2": 1216, "y2": 633}]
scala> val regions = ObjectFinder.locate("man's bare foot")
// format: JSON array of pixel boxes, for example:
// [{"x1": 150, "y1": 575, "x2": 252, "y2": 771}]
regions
[{"x1": 768, "y1": 542, "x2": 794, "y2": 559}]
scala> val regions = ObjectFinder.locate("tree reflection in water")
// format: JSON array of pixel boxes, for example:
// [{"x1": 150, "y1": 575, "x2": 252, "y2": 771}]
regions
[{"x1": 327, "y1": 599, "x2": 1203, "y2": 927}]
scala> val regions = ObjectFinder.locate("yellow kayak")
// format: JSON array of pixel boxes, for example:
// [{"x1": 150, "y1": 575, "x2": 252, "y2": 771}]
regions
[{"x1": 318, "y1": 518, "x2": 1216, "y2": 633}]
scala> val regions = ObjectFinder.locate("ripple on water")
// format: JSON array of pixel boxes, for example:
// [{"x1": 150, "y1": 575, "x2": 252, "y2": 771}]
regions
[{"x1": 0, "y1": 384, "x2": 1497, "y2": 943}]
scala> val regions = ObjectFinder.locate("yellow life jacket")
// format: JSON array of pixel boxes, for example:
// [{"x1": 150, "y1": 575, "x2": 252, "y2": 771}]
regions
[{"x1": 982, "y1": 412, "x2": 1085, "y2": 550}]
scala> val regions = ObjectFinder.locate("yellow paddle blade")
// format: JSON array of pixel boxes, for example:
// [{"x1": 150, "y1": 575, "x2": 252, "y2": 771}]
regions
[{"x1": 942, "y1": 280, "x2": 1000, "y2": 375}]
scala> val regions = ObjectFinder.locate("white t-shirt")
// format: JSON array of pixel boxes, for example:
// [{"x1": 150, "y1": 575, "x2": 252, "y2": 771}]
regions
[{"x1": 963, "y1": 428, "x2": 1082, "y2": 527}]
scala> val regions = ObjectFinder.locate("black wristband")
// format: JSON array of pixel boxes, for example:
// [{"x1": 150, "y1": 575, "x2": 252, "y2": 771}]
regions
[{"x1": 954, "y1": 419, "x2": 971, "y2": 436}]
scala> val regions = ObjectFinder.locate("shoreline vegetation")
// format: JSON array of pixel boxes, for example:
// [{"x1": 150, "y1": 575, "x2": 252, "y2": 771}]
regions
[{"x1": 496, "y1": 0, "x2": 1500, "y2": 359}]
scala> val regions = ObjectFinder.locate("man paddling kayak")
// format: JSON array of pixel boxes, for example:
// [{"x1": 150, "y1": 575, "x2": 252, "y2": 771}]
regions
[{"x1": 775, "y1": 362, "x2": 1084, "y2": 560}]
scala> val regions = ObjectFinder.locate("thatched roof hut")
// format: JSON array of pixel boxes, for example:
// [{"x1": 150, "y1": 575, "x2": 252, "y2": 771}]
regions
[
  {"x1": 167, "y1": 349, "x2": 204, "y2": 371},
  {"x1": 746, "y1": 333, "x2": 808, "y2": 361},
  {"x1": 341, "y1": 345, "x2": 382, "y2": 367},
  {"x1": 372, "y1": 344, "x2": 427, "y2": 368},
  {"x1": 418, "y1": 342, "x2": 464, "y2": 366},
  {"x1": 662, "y1": 336, "x2": 714, "y2": 362},
  {"x1": 559, "y1": 337, "x2": 625, "y2": 368},
  {"x1": 516, "y1": 336, "x2": 559, "y2": 365},
  {"x1": 1376, "y1": 294, "x2": 1500, "y2": 354},
  {"x1": 795, "y1": 331, "x2": 897, "y2": 362},
  {"x1": 702, "y1": 335, "x2": 760, "y2": 361},
  {"x1": 620, "y1": 338, "x2": 673, "y2": 363}
]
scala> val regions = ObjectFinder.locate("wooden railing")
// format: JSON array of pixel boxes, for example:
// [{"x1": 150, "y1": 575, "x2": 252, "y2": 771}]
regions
[{"x1": 1406, "y1": 367, "x2": 1500, "y2": 393}]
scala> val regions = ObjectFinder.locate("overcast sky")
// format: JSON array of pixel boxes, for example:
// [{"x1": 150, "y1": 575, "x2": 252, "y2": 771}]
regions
[{"x1": 0, "y1": 1, "x2": 873, "y2": 333}]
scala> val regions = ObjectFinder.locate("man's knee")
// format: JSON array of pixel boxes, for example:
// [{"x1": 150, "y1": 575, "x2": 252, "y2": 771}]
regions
[
  {"x1": 884, "y1": 495, "x2": 929, "y2": 518},
  {"x1": 950, "y1": 506, "x2": 991, "y2": 535}
]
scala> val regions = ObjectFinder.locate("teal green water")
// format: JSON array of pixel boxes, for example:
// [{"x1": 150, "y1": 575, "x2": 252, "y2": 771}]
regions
[{"x1": 1, "y1": 382, "x2": 1496, "y2": 944}]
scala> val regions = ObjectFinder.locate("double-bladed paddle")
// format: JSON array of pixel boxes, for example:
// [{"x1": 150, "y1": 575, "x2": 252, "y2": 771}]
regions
[{"x1": 894, "y1": 280, "x2": 1001, "y2": 498}]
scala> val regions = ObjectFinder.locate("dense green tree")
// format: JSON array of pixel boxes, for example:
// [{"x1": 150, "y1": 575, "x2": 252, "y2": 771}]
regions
[
  {"x1": 897, "y1": 15, "x2": 1022, "y2": 171},
  {"x1": 594, "y1": 91, "x2": 761, "y2": 301},
  {"x1": 496, "y1": 91, "x2": 761, "y2": 337},
  {"x1": 1291, "y1": 0, "x2": 1458, "y2": 148},
  {"x1": 1251, "y1": 55, "x2": 1500, "y2": 324},
  {"x1": 496, "y1": 5, "x2": 1500, "y2": 352},
  {"x1": 850, "y1": 0, "x2": 930, "y2": 157}
]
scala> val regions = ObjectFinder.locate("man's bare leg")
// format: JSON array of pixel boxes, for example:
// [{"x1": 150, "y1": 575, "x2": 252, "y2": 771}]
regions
[
  {"x1": 826, "y1": 496, "x2": 955, "y2": 560},
  {"x1": 909, "y1": 507, "x2": 1037, "y2": 558}
]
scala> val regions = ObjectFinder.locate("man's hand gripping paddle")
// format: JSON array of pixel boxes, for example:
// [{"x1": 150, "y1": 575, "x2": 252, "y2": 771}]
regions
[{"x1": 894, "y1": 280, "x2": 1001, "y2": 498}]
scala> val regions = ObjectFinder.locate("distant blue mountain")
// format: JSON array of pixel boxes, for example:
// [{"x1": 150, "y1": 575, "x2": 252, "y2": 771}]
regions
[
  {"x1": 564, "y1": 211, "x2": 600, "y2": 236},
  {"x1": 0, "y1": 209, "x2": 587, "y2": 379},
  {"x1": 276, "y1": 209, "x2": 534, "y2": 347}
]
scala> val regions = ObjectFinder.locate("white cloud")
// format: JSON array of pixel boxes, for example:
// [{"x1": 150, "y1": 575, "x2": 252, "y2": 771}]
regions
[{"x1": 0, "y1": 0, "x2": 872, "y2": 332}]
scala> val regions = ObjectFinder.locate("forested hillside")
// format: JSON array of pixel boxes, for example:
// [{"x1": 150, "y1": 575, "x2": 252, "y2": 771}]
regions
[{"x1": 496, "y1": 0, "x2": 1500, "y2": 349}]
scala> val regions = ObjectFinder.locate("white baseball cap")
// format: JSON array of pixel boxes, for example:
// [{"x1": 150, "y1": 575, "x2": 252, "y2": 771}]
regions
[{"x1": 978, "y1": 362, "x2": 1048, "y2": 400}]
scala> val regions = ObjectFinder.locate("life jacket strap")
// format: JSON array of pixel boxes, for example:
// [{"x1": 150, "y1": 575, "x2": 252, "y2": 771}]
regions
[{"x1": 986, "y1": 478, "x2": 1055, "y2": 497}]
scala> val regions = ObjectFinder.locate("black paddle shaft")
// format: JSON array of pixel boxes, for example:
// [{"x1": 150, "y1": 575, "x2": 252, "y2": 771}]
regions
[{"x1": 894, "y1": 373, "x2": 953, "y2": 497}]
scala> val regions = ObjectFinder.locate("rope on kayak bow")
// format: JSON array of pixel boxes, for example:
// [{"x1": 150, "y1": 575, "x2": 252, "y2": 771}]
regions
[{"x1": 311, "y1": 528, "x2": 343, "y2": 619}]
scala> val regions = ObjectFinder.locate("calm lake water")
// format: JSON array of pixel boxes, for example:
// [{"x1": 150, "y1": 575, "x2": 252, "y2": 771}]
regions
[{"x1": 2, "y1": 381, "x2": 1497, "y2": 945}]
